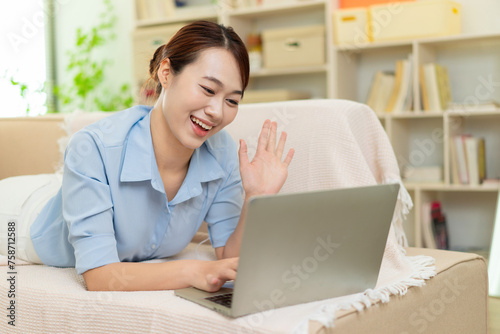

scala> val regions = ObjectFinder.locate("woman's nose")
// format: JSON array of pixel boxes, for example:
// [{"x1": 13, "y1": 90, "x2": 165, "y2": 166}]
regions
[{"x1": 204, "y1": 100, "x2": 223, "y2": 121}]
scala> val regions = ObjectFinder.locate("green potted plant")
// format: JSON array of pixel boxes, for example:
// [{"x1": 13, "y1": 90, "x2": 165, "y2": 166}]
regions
[{"x1": 54, "y1": 0, "x2": 133, "y2": 113}]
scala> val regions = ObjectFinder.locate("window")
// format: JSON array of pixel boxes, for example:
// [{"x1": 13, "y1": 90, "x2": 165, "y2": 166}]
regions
[{"x1": 0, "y1": 1, "x2": 49, "y2": 117}]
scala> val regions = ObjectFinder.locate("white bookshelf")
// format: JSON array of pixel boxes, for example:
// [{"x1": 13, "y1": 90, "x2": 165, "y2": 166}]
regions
[{"x1": 132, "y1": 0, "x2": 500, "y2": 254}]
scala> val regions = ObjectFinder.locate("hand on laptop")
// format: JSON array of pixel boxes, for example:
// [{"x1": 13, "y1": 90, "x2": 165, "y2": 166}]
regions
[
  {"x1": 238, "y1": 119, "x2": 294, "y2": 197},
  {"x1": 189, "y1": 257, "x2": 238, "y2": 292}
]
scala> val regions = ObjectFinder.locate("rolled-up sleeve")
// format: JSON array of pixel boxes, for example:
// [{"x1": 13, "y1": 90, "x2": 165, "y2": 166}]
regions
[
  {"x1": 204, "y1": 144, "x2": 244, "y2": 248},
  {"x1": 62, "y1": 131, "x2": 119, "y2": 274}
]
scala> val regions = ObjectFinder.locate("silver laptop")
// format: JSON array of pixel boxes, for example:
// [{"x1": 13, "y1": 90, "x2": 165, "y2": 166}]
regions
[{"x1": 175, "y1": 183, "x2": 400, "y2": 317}]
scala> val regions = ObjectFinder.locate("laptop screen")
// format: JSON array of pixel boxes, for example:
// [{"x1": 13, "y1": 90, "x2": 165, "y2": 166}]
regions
[{"x1": 488, "y1": 190, "x2": 500, "y2": 297}]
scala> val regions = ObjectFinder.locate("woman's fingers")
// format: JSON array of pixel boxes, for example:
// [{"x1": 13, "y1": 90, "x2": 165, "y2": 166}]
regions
[
  {"x1": 204, "y1": 258, "x2": 239, "y2": 291},
  {"x1": 283, "y1": 148, "x2": 295, "y2": 167},
  {"x1": 266, "y1": 121, "x2": 278, "y2": 152},
  {"x1": 257, "y1": 119, "x2": 271, "y2": 152},
  {"x1": 238, "y1": 139, "x2": 249, "y2": 167},
  {"x1": 275, "y1": 131, "x2": 287, "y2": 159}
]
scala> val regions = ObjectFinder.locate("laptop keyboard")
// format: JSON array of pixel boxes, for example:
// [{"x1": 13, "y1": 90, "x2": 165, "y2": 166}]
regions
[{"x1": 205, "y1": 293, "x2": 233, "y2": 307}]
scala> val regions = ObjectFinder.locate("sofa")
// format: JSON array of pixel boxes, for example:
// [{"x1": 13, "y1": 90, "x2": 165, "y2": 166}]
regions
[{"x1": 0, "y1": 99, "x2": 488, "y2": 333}]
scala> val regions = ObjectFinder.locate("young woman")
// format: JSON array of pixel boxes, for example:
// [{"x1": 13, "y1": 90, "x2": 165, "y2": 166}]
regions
[{"x1": 3, "y1": 21, "x2": 294, "y2": 292}]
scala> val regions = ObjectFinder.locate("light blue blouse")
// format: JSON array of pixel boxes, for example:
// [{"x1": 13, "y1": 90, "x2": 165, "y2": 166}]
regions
[{"x1": 31, "y1": 105, "x2": 244, "y2": 275}]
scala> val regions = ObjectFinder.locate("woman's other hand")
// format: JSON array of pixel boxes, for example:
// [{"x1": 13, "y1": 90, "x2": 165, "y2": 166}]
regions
[{"x1": 238, "y1": 119, "x2": 294, "y2": 197}]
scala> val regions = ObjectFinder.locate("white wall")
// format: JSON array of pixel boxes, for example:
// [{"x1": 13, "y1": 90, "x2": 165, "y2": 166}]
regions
[
  {"x1": 54, "y1": 0, "x2": 135, "y2": 112},
  {"x1": 434, "y1": 0, "x2": 500, "y2": 35}
]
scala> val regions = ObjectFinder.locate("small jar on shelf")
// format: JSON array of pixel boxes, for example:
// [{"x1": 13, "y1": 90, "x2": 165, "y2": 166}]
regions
[{"x1": 247, "y1": 32, "x2": 263, "y2": 73}]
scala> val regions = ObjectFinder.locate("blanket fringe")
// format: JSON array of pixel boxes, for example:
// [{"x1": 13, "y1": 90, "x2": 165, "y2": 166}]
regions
[
  {"x1": 384, "y1": 179, "x2": 414, "y2": 249},
  {"x1": 292, "y1": 242, "x2": 436, "y2": 334}
]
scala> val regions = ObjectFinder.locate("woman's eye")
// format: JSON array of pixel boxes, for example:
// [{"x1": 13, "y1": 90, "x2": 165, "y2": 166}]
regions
[
  {"x1": 227, "y1": 99, "x2": 239, "y2": 106},
  {"x1": 201, "y1": 86, "x2": 215, "y2": 95}
]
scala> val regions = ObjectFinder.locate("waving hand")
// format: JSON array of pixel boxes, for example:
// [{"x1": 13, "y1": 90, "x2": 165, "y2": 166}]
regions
[{"x1": 238, "y1": 119, "x2": 294, "y2": 198}]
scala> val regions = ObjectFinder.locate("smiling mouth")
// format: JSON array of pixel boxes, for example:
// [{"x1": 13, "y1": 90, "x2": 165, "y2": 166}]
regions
[{"x1": 190, "y1": 116, "x2": 213, "y2": 131}]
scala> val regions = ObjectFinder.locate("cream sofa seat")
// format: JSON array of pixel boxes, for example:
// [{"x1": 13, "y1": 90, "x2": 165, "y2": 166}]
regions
[{"x1": 0, "y1": 99, "x2": 488, "y2": 333}]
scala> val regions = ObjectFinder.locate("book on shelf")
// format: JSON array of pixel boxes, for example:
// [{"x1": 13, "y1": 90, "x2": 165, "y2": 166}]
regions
[
  {"x1": 464, "y1": 136, "x2": 480, "y2": 186},
  {"x1": 450, "y1": 134, "x2": 486, "y2": 186},
  {"x1": 452, "y1": 135, "x2": 469, "y2": 185},
  {"x1": 449, "y1": 135, "x2": 460, "y2": 185},
  {"x1": 419, "y1": 64, "x2": 430, "y2": 111},
  {"x1": 386, "y1": 54, "x2": 412, "y2": 113},
  {"x1": 420, "y1": 62, "x2": 452, "y2": 113},
  {"x1": 421, "y1": 202, "x2": 437, "y2": 249},
  {"x1": 365, "y1": 70, "x2": 395, "y2": 114},
  {"x1": 435, "y1": 64, "x2": 451, "y2": 111}
]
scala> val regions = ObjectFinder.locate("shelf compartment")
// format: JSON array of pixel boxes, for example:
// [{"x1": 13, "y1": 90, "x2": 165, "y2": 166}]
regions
[
  {"x1": 388, "y1": 117, "x2": 445, "y2": 182},
  {"x1": 416, "y1": 36, "x2": 500, "y2": 112},
  {"x1": 414, "y1": 190, "x2": 498, "y2": 251},
  {"x1": 447, "y1": 114, "x2": 500, "y2": 182},
  {"x1": 334, "y1": 44, "x2": 413, "y2": 103},
  {"x1": 440, "y1": 191, "x2": 497, "y2": 252}
]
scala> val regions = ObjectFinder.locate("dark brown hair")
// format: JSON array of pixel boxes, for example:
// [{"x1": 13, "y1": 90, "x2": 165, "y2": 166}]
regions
[{"x1": 142, "y1": 20, "x2": 249, "y2": 103}]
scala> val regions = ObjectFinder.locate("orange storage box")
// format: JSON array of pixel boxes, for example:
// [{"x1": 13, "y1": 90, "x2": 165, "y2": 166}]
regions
[{"x1": 339, "y1": 0, "x2": 414, "y2": 9}]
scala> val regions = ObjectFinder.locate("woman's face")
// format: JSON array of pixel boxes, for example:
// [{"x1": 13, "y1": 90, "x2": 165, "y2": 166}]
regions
[{"x1": 156, "y1": 47, "x2": 243, "y2": 151}]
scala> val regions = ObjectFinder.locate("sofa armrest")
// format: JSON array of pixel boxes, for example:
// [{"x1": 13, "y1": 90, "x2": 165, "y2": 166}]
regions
[
  {"x1": 0, "y1": 115, "x2": 65, "y2": 180},
  {"x1": 309, "y1": 248, "x2": 488, "y2": 333}
]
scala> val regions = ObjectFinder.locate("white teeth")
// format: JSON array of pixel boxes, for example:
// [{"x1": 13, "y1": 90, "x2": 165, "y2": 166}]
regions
[{"x1": 191, "y1": 116, "x2": 212, "y2": 130}]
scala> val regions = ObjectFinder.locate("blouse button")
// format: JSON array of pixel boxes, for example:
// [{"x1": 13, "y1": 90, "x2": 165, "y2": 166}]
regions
[{"x1": 151, "y1": 244, "x2": 157, "y2": 250}]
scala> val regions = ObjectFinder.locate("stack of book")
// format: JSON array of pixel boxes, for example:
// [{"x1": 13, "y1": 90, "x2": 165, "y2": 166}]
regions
[
  {"x1": 365, "y1": 54, "x2": 413, "y2": 113},
  {"x1": 365, "y1": 71, "x2": 395, "y2": 114},
  {"x1": 449, "y1": 134, "x2": 486, "y2": 186},
  {"x1": 419, "y1": 62, "x2": 452, "y2": 113}
]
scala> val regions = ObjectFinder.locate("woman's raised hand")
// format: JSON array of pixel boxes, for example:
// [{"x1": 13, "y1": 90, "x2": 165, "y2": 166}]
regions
[{"x1": 238, "y1": 120, "x2": 294, "y2": 198}]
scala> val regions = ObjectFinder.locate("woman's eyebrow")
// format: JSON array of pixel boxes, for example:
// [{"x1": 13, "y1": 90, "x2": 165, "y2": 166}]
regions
[{"x1": 203, "y1": 76, "x2": 243, "y2": 96}]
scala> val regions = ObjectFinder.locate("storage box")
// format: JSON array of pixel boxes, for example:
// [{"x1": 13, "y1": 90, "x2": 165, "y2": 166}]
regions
[
  {"x1": 369, "y1": 0, "x2": 461, "y2": 42},
  {"x1": 242, "y1": 89, "x2": 311, "y2": 104},
  {"x1": 262, "y1": 25, "x2": 325, "y2": 69},
  {"x1": 339, "y1": 0, "x2": 414, "y2": 9},
  {"x1": 333, "y1": 8, "x2": 370, "y2": 46}
]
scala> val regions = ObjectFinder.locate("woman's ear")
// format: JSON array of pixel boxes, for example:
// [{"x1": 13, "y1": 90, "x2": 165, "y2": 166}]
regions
[{"x1": 157, "y1": 58, "x2": 171, "y2": 88}]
